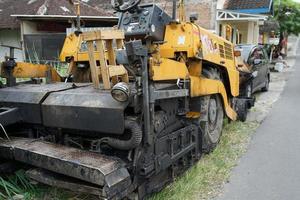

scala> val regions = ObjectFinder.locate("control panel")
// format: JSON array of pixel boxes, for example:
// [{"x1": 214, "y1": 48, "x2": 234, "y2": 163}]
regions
[{"x1": 118, "y1": 4, "x2": 172, "y2": 42}]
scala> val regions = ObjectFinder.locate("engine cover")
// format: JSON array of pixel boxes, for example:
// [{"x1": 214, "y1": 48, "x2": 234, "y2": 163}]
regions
[
  {"x1": 42, "y1": 85, "x2": 127, "y2": 134},
  {"x1": 0, "y1": 83, "x2": 128, "y2": 134}
]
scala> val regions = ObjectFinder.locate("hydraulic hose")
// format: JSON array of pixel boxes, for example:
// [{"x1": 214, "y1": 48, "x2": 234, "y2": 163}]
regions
[{"x1": 102, "y1": 120, "x2": 142, "y2": 150}]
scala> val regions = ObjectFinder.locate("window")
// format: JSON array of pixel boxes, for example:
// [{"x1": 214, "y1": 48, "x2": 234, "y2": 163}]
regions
[
  {"x1": 250, "y1": 48, "x2": 263, "y2": 60},
  {"x1": 24, "y1": 33, "x2": 66, "y2": 63}
]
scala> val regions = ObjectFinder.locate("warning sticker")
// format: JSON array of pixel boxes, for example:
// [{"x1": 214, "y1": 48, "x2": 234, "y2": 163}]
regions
[{"x1": 178, "y1": 36, "x2": 186, "y2": 45}]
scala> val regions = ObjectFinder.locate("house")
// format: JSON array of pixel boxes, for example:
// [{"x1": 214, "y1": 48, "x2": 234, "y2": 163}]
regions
[
  {"x1": 259, "y1": 19, "x2": 280, "y2": 45},
  {"x1": 0, "y1": 0, "x2": 117, "y2": 63},
  {"x1": 0, "y1": 0, "x2": 23, "y2": 62},
  {"x1": 0, "y1": 0, "x2": 223, "y2": 63},
  {"x1": 151, "y1": 0, "x2": 219, "y2": 30},
  {"x1": 216, "y1": 0, "x2": 274, "y2": 44},
  {"x1": 15, "y1": 15, "x2": 117, "y2": 64},
  {"x1": 177, "y1": 0, "x2": 219, "y2": 30},
  {"x1": 223, "y1": 0, "x2": 274, "y2": 15},
  {"x1": 0, "y1": 0, "x2": 219, "y2": 63}
]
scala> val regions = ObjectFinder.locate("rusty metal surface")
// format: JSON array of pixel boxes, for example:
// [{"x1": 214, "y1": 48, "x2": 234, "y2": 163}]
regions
[
  {"x1": 0, "y1": 138, "x2": 131, "y2": 198},
  {"x1": 26, "y1": 168, "x2": 103, "y2": 196}
]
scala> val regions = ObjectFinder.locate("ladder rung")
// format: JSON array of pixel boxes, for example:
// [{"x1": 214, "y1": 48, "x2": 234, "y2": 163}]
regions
[
  {"x1": 82, "y1": 30, "x2": 125, "y2": 41},
  {"x1": 109, "y1": 65, "x2": 127, "y2": 77}
]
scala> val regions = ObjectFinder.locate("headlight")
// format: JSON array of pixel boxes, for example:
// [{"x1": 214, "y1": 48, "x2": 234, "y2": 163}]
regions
[
  {"x1": 111, "y1": 82, "x2": 130, "y2": 102},
  {"x1": 77, "y1": 63, "x2": 87, "y2": 68}
]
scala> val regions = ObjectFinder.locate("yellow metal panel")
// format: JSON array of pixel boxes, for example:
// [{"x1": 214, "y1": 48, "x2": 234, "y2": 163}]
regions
[
  {"x1": 59, "y1": 33, "x2": 81, "y2": 62},
  {"x1": 60, "y1": 33, "x2": 111, "y2": 63},
  {"x1": 160, "y1": 23, "x2": 197, "y2": 58},
  {"x1": 9, "y1": 62, "x2": 62, "y2": 82},
  {"x1": 190, "y1": 76, "x2": 237, "y2": 120},
  {"x1": 191, "y1": 25, "x2": 240, "y2": 97},
  {"x1": 226, "y1": 68, "x2": 240, "y2": 97},
  {"x1": 13, "y1": 62, "x2": 48, "y2": 78},
  {"x1": 150, "y1": 58, "x2": 189, "y2": 81},
  {"x1": 188, "y1": 61, "x2": 202, "y2": 77},
  {"x1": 160, "y1": 22, "x2": 239, "y2": 97},
  {"x1": 186, "y1": 112, "x2": 201, "y2": 119},
  {"x1": 50, "y1": 68, "x2": 62, "y2": 82}
]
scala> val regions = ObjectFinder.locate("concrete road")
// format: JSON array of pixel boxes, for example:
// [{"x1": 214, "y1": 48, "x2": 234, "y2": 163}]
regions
[{"x1": 216, "y1": 42, "x2": 300, "y2": 200}]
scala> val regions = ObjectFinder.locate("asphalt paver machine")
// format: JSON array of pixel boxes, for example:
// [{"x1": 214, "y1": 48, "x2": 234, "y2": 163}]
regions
[{"x1": 0, "y1": 0, "x2": 254, "y2": 199}]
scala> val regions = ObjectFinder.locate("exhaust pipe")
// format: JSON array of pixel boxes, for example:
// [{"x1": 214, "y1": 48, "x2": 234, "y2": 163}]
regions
[
  {"x1": 172, "y1": 0, "x2": 177, "y2": 20},
  {"x1": 101, "y1": 120, "x2": 142, "y2": 150}
]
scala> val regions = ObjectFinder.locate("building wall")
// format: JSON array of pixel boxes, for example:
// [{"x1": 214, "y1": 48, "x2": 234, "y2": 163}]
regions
[
  {"x1": 218, "y1": 21, "x2": 261, "y2": 44},
  {"x1": 186, "y1": 0, "x2": 218, "y2": 30},
  {"x1": 79, "y1": 0, "x2": 217, "y2": 29},
  {"x1": 247, "y1": 21, "x2": 259, "y2": 44},
  {"x1": 20, "y1": 21, "x2": 67, "y2": 63},
  {"x1": 0, "y1": 29, "x2": 23, "y2": 61},
  {"x1": 216, "y1": 0, "x2": 271, "y2": 44},
  {"x1": 19, "y1": 19, "x2": 118, "y2": 63},
  {"x1": 142, "y1": 0, "x2": 217, "y2": 30},
  {"x1": 226, "y1": 22, "x2": 249, "y2": 44},
  {"x1": 217, "y1": 0, "x2": 226, "y2": 9},
  {"x1": 21, "y1": 21, "x2": 39, "y2": 34}
]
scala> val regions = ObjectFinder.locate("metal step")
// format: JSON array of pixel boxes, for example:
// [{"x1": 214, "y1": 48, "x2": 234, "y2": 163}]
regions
[
  {"x1": 0, "y1": 138, "x2": 132, "y2": 199},
  {"x1": 26, "y1": 168, "x2": 103, "y2": 196}
]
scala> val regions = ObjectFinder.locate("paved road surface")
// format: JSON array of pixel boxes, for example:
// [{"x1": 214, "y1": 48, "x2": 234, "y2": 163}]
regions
[{"x1": 216, "y1": 42, "x2": 300, "y2": 200}]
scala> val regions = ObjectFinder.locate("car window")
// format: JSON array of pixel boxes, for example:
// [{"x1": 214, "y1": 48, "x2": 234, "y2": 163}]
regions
[
  {"x1": 249, "y1": 48, "x2": 264, "y2": 62},
  {"x1": 235, "y1": 45, "x2": 252, "y2": 62}
]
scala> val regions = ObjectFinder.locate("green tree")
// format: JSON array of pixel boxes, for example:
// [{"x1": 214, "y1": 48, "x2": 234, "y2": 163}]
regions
[{"x1": 274, "y1": 0, "x2": 300, "y2": 35}]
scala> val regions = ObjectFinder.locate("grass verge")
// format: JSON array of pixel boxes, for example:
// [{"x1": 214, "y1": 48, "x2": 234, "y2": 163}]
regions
[
  {"x1": 0, "y1": 171, "x2": 95, "y2": 200},
  {"x1": 0, "y1": 121, "x2": 258, "y2": 200},
  {"x1": 150, "y1": 121, "x2": 258, "y2": 200}
]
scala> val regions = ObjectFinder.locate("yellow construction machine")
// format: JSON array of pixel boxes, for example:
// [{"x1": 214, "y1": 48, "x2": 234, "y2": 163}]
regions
[
  {"x1": 0, "y1": 44, "x2": 62, "y2": 86},
  {"x1": 0, "y1": 0, "x2": 254, "y2": 199}
]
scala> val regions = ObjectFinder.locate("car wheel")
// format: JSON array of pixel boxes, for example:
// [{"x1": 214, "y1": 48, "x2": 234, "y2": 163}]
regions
[
  {"x1": 200, "y1": 94, "x2": 224, "y2": 153},
  {"x1": 262, "y1": 75, "x2": 270, "y2": 92},
  {"x1": 236, "y1": 100, "x2": 248, "y2": 122},
  {"x1": 200, "y1": 68, "x2": 224, "y2": 153}
]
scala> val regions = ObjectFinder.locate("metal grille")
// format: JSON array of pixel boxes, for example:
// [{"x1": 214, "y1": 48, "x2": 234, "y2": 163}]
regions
[
  {"x1": 224, "y1": 42, "x2": 233, "y2": 60},
  {"x1": 219, "y1": 44, "x2": 225, "y2": 58}
]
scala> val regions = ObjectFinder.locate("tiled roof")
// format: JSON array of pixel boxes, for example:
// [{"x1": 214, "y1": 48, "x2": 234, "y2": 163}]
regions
[
  {"x1": 0, "y1": 0, "x2": 115, "y2": 29},
  {"x1": 224, "y1": 0, "x2": 272, "y2": 11}
]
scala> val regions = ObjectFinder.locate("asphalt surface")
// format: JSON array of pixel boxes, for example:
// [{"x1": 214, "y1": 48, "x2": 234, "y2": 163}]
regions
[{"x1": 216, "y1": 42, "x2": 300, "y2": 200}]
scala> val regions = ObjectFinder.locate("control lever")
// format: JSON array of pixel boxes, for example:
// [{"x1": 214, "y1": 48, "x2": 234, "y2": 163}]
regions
[{"x1": 111, "y1": 0, "x2": 141, "y2": 12}]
